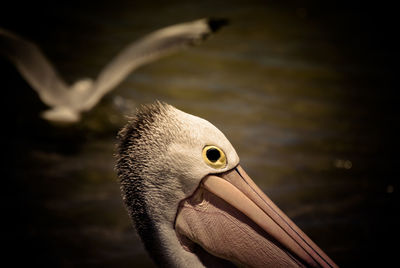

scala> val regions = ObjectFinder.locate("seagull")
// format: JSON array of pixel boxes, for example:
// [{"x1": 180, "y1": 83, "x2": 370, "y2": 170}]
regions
[
  {"x1": 116, "y1": 101, "x2": 338, "y2": 268},
  {"x1": 0, "y1": 18, "x2": 227, "y2": 123}
]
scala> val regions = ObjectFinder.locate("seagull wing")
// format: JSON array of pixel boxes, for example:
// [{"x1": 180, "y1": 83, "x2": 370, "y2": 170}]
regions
[
  {"x1": 0, "y1": 28, "x2": 70, "y2": 108},
  {"x1": 81, "y1": 18, "x2": 227, "y2": 111}
]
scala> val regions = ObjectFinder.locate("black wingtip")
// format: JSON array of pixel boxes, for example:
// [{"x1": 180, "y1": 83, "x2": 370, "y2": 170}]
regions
[{"x1": 207, "y1": 18, "x2": 229, "y2": 32}]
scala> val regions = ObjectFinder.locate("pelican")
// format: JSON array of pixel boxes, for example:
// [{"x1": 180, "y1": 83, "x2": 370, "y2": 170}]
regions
[
  {"x1": 116, "y1": 102, "x2": 338, "y2": 267},
  {"x1": 0, "y1": 18, "x2": 227, "y2": 123}
]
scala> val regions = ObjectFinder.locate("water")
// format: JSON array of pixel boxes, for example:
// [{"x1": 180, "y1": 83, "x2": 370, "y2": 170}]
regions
[{"x1": 2, "y1": 1, "x2": 397, "y2": 267}]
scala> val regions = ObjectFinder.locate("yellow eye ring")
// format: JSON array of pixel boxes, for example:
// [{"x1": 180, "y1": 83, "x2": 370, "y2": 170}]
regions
[{"x1": 202, "y1": 145, "x2": 227, "y2": 169}]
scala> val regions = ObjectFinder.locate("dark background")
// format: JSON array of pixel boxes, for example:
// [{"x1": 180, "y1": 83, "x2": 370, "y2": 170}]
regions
[{"x1": 1, "y1": 1, "x2": 397, "y2": 267}]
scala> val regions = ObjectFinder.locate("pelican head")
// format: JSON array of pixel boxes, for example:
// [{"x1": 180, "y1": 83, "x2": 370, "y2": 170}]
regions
[{"x1": 116, "y1": 102, "x2": 337, "y2": 267}]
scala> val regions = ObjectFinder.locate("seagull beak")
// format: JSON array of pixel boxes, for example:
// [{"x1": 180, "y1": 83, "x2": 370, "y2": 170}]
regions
[{"x1": 175, "y1": 165, "x2": 338, "y2": 267}]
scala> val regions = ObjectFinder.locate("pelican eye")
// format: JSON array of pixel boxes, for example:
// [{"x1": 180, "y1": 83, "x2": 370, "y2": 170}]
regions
[{"x1": 202, "y1": 145, "x2": 226, "y2": 169}]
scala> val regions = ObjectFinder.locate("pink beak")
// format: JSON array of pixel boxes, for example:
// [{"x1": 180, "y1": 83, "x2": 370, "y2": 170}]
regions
[{"x1": 175, "y1": 165, "x2": 338, "y2": 267}]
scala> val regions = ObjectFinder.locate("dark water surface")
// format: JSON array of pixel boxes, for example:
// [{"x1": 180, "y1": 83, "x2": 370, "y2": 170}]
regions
[{"x1": 1, "y1": 1, "x2": 397, "y2": 267}]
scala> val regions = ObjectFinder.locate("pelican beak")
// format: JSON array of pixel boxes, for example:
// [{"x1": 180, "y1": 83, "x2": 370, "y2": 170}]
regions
[{"x1": 175, "y1": 165, "x2": 338, "y2": 267}]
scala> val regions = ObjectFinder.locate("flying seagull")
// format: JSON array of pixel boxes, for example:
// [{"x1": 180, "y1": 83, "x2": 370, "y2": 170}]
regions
[
  {"x1": 0, "y1": 18, "x2": 227, "y2": 123},
  {"x1": 116, "y1": 101, "x2": 338, "y2": 268}
]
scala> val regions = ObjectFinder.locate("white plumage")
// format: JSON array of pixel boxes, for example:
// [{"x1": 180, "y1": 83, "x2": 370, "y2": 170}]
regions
[{"x1": 0, "y1": 18, "x2": 227, "y2": 122}]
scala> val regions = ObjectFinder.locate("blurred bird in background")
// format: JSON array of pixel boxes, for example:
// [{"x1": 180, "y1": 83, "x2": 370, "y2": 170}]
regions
[{"x1": 0, "y1": 18, "x2": 227, "y2": 123}]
